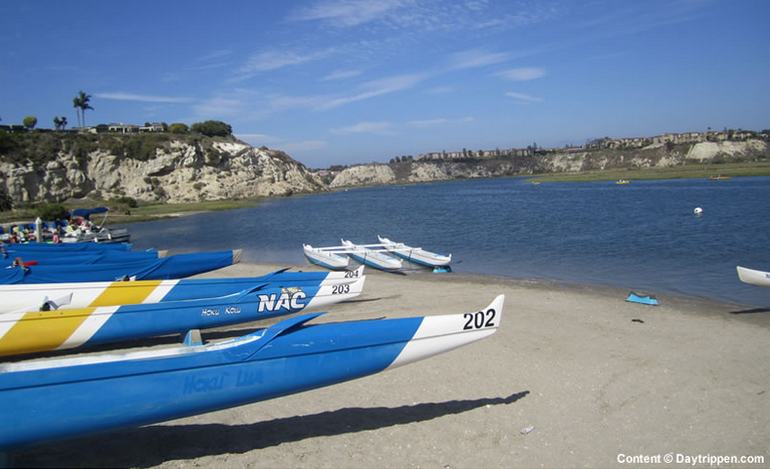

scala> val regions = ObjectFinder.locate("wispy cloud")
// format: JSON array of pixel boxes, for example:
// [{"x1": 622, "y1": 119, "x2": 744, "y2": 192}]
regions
[
  {"x1": 231, "y1": 48, "x2": 334, "y2": 82},
  {"x1": 426, "y1": 85, "x2": 454, "y2": 94},
  {"x1": 495, "y1": 67, "x2": 545, "y2": 81},
  {"x1": 504, "y1": 91, "x2": 542, "y2": 103},
  {"x1": 318, "y1": 72, "x2": 427, "y2": 109},
  {"x1": 95, "y1": 92, "x2": 194, "y2": 104},
  {"x1": 323, "y1": 69, "x2": 364, "y2": 81},
  {"x1": 447, "y1": 49, "x2": 508, "y2": 69},
  {"x1": 407, "y1": 116, "x2": 473, "y2": 127},
  {"x1": 195, "y1": 49, "x2": 233, "y2": 62},
  {"x1": 235, "y1": 133, "x2": 281, "y2": 144},
  {"x1": 289, "y1": 0, "x2": 409, "y2": 27},
  {"x1": 331, "y1": 121, "x2": 394, "y2": 134}
]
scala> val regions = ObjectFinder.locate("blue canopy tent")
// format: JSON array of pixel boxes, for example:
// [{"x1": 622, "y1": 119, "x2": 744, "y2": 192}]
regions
[{"x1": 70, "y1": 207, "x2": 109, "y2": 220}]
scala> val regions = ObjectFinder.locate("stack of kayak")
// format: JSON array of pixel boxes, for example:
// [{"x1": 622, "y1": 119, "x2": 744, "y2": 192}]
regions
[
  {"x1": 0, "y1": 239, "x2": 501, "y2": 453},
  {"x1": 303, "y1": 236, "x2": 452, "y2": 273}
]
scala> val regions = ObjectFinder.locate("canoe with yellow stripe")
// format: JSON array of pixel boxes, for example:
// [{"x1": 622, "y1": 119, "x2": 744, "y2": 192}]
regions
[
  {"x1": 0, "y1": 276, "x2": 365, "y2": 357},
  {"x1": 0, "y1": 266, "x2": 364, "y2": 314}
]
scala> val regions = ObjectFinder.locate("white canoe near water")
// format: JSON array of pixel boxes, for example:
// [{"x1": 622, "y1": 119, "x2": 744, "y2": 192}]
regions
[
  {"x1": 377, "y1": 235, "x2": 452, "y2": 267},
  {"x1": 341, "y1": 239, "x2": 403, "y2": 271},
  {"x1": 736, "y1": 266, "x2": 770, "y2": 288},
  {"x1": 303, "y1": 244, "x2": 350, "y2": 270}
]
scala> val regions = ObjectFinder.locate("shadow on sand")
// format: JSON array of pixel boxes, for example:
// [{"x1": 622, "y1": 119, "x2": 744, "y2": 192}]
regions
[
  {"x1": 11, "y1": 391, "x2": 529, "y2": 468},
  {"x1": 730, "y1": 307, "x2": 770, "y2": 315}
]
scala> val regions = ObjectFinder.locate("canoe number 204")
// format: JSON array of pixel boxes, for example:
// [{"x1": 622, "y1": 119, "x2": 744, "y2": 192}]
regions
[{"x1": 463, "y1": 309, "x2": 496, "y2": 330}]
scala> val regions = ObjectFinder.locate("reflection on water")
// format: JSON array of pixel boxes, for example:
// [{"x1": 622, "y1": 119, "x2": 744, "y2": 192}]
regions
[{"x1": 122, "y1": 176, "x2": 770, "y2": 307}]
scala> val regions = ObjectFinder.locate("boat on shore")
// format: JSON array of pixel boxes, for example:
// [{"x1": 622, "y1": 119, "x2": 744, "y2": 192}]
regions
[
  {"x1": 0, "y1": 266, "x2": 365, "y2": 314},
  {"x1": 736, "y1": 266, "x2": 770, "y2": 288},
  {"x1": 341, "y1": 239, "x2": 403, "y2": 271},
  {"x1": 377, "y1": 236, "x2": 451, "y2": 267},
  {"x1": 0, "y1": 277, "x2": 365, "y2": 357},
  {"x1": 303, "y1": 244, "x2": 350, "y2": 270},
  {"x1": 0, "y1": 250, "x2": 241, "y2": 285},
  {"x1": 0, "y1": 295, "x2": 503, "y2": 449}
]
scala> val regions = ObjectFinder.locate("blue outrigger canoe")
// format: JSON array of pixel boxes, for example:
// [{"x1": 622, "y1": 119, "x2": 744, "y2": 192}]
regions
[
  {"x1": 0, "y1": 266, "x2": 365, "y2": 314},
  {"x1": 1, "y1": 249, "x2": 162, "y2": 267},
  {"x1": 0, "y1": 277, "x2": 365, "y2": 357},
  {"x1": 0, "y1": 250, "x2": 240, "y2": 284},
  {"x1": 1, "y1": 242, "x2": 132, "y2": 252},
  {"x1": 0, "y1": 295, "x2": 503, "y2": 449}
]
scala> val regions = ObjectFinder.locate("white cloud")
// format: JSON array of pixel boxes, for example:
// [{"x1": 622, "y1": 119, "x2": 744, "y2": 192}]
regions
[
  {"x1": 289, "y1": 0, "x2": 408, "y2": 26},
  {"x1": 280, "y1": 140, "x2": 328, "y2": 152},
  {"x1": 323, "y1": 69, "x2": 364, "y2": 81},
  {"x1": 447, "y1": 49, "x2": 509, "y2": 69},
  {"x1": 495, "y1": 67, "x2": 546, "y2": 81},
  {"x1": 95, "y1": 92, "x2": 194, "y2": 104},
  {"x1": 407, "y1": 116, "x2": 473, "y2": 127},
  {"x1": 331, "y1": 121, "x2": 394, "y2": 134},
  {"x1": 504, "y1": 91, "x2": 542, "y2": 103},
  {"x1": 193, "y1": 96, "x2": 248, "y2": 118}
]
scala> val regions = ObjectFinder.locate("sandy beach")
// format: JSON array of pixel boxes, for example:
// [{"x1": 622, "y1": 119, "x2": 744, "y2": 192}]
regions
[{"x1": 10, "y1": 263, "x2": 770, "y2": 468}]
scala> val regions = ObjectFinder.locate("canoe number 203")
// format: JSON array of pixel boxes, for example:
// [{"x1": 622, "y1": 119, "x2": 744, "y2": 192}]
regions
[
  {"x1": 332, "y1": 284, "x2": 351, "y2": 294},
  {"x1": 463, "y1": 309, "x2": 496, "y2": 330}
]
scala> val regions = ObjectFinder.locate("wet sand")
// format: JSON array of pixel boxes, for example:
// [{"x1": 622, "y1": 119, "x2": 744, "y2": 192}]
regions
[{"x1": 10, "y1": 263, "x2": 770, "y2": 468}]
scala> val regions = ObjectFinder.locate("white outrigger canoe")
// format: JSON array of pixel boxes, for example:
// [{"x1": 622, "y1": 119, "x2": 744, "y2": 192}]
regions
[
  {"x1": 341, "y1": 239, "x2": 402, "y2": 271},
  {"x1": 736, "y1": 266, "x2": 770, "y2": 288},
  {"x1": 377, "y1": 236, "x2": 452, "y2": 267},
  {"x1": 303, "y1": 244, "x2": 350, "y2": 270}
]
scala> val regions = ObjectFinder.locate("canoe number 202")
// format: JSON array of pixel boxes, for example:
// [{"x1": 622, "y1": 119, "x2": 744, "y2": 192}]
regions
[{"x1": 463, "y1": 309, "x2": 496, "y2": 330}]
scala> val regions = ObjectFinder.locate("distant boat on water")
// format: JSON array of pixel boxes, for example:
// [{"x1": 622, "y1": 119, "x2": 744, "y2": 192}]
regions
[
  {"x1": 708, "y1": 175, "x2": 732, "y2": 180},
  {"x1": 616, "y1": 179, "x2": 630, "y2": 185}
]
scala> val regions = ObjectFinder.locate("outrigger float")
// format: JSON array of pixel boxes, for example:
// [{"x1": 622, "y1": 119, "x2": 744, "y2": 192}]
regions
[
  {"x1": 736, "y1": 266, "x2": 770, "y2": 288},
  {"x1": 0, "y1": 266, "x2": 365, "y2": 314},
  {"x1": 0, "y1": 295, "x2": 503, "y2": 449},
  {"x1": 0, "y1": 277, "x2": 365, "y2": 357}
]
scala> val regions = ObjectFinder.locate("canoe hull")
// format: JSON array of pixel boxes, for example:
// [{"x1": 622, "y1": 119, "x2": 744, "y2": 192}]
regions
[
  {"x1": 303, "y1": 244, "x2": 350, "y2": 270},
  {"x1": 341, "y1": 239, "x2": 402, "y2": 271},
  {"x1": 0, "y1": 278, "x2": 365, "y2": 357},
  {"x1": 0, "y1": 250, "x2": 239, "y2": 285},
  {"x1": 0, "y1": 266, "x2": 365, "y2": 314},
  {"x1": 378, "y1": 236, "x2": 452, "y2": 267},
  {"x1": 0, "y1": 296, "x2": 503, "y2": 449},
  {"x1": 737, "y1": 266, "x2": 770, "y2": 288}
]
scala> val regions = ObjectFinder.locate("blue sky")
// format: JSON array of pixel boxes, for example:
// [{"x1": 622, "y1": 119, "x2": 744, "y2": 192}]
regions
[{"x1": 1, "y1": 0, "x2": 769, "y2": 168}]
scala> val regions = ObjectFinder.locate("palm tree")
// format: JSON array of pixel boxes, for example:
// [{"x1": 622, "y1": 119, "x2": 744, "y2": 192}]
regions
[
  {"x1": 72, "y1": 91, "x2": 94, "y2": 128},
  {"x1": 53, "y1": 116, "x2": 68, "y2": 131},
  {"x1": 73, "y1": 95, "x2": 82, "y2": 128}
]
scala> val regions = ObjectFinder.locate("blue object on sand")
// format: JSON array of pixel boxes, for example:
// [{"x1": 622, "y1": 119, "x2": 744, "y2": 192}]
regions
[{"x1": 626, "y1": 292, "x2": 659, "y2": 306}]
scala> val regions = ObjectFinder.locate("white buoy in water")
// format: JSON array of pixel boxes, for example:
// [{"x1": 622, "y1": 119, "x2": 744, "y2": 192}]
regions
[{"x1": 693, "y1": 207, "x2": 703, "y2": 216}]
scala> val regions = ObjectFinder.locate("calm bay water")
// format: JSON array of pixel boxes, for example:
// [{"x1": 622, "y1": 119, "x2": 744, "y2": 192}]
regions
[{"x1": 123, "y1": 177, "x2": 770, "y2": 307}]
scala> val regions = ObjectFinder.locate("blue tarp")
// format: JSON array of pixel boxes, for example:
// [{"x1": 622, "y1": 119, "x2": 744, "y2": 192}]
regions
[
  {"x1": 70, "y1": 207, "x2": 109, "y2": 220},
  {"x1": 0, "y1": 250, "x2": 235, "y2": 284}
]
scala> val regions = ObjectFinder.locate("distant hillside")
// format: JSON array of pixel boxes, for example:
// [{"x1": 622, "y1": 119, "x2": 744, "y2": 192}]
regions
[
  {"x1": 0, "y1": 131, "x2": 325, "y2": 207},
  {"x1": 326, "y1": 140, "x2": 770, "y2": 187}
]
